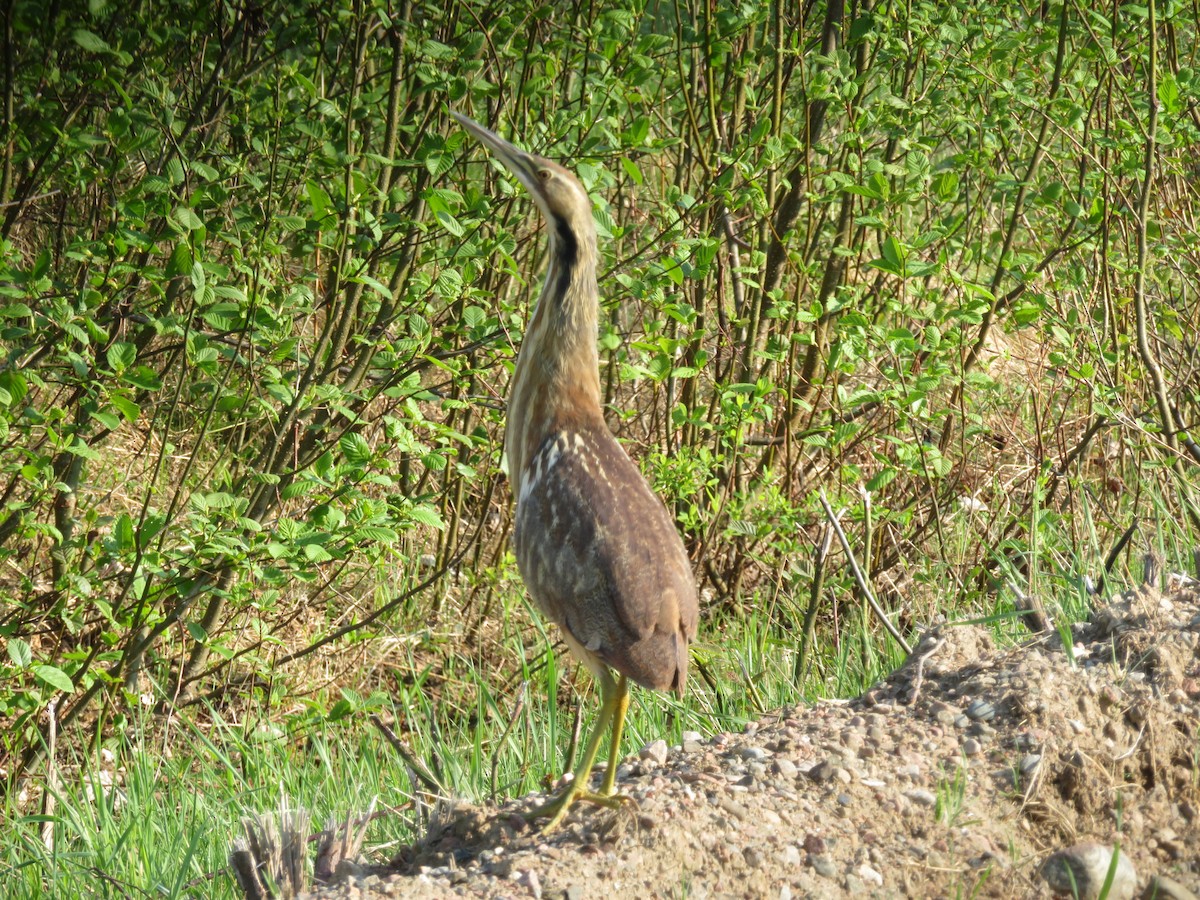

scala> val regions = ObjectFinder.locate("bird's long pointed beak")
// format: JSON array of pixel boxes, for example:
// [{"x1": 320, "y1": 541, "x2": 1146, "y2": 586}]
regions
[{"x1": 450, "y1": 111, "x2": 543, "y2": 201}]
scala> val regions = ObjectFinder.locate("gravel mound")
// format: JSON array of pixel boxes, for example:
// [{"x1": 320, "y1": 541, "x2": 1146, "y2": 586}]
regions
[{"x1": 299, "y1": 583, "x2": 1200, "y2": 899}]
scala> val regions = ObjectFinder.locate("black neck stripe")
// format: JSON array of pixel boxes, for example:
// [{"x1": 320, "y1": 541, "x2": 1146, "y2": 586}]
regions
[{"x1": 552, "y1": 216, "x2": 578, "y2": 301}]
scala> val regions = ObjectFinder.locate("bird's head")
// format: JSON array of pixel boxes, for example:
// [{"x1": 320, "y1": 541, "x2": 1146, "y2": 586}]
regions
[{"x1": 451, "y1": 111, "x2": 595, "y2": 249}]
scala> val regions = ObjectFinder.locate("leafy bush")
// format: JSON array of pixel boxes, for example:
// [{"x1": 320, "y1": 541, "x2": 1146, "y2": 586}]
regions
[{"x1": 1, "y1": 0, "x2": 1196, "y2": 797}]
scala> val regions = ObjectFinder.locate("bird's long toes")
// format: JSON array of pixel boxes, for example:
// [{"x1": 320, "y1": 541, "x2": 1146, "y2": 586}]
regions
[{"x1": 525, "y1": 783, "x2": 633, "y2": 834}]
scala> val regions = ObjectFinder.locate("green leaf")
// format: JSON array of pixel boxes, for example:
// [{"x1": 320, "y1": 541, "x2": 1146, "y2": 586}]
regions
[
  {"x1": 357, "y1": 525, "x2": 398, "y2": 544},
  {"x1": 72, "y1": 28, "x2": 111, "y2": 54},
  {"x1": 166, "y1": 242, "x2": 193, "y2": 278},
  {"x1": 407, "y1": 505, "x2": 445, "y2": 529},
  {"x1": 113, "y1": 514, "x2": 135, "y2": 551},
  {"x1": 436, "y1": 210, "x2": 464, "y2": 237},
  {"x1": 174, "y1": 206, "x2": 204, "y2": 231},
  {"x1": 109, "y1": 392, "x2": 141, "y2": 422},
  {"x1": 339, "y1": 432, "x2": 372, "y2": 466},
  {"x1": 0, "y1": 370, "x2": 27, "y2": 405},
  {"x1": 123, "y1": 367, "x2": 162, "y2": 391},
  {"x1": 6, "y1": 637, "x2": 32, "y2": 668},
  {"x1": 881, "y1": 236, "x2": 906, "y2": 271},
  {"x1": 34, "y1": 665, "x2": 74, "y2": 693},
  {"x1": 106, "y1": 341, "x2": 137, "y2": 372}
]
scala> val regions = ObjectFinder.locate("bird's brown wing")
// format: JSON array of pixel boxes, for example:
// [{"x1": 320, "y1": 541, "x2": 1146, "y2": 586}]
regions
[{"x1": 513, "y1": 424, "x2": 697, "y2": 694}]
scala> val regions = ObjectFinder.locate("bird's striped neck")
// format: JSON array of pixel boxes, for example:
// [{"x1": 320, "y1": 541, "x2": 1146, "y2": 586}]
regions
[{"x1": 505, "y1": 213, "x2": 603, "y2": 497}]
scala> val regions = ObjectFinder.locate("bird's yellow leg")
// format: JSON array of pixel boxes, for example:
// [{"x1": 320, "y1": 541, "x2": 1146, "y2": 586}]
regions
[
  {"x1": 526, "y1": 671, "x2": 631, "y2": 832},
  {"x1": 600, "y1": 674, "x2": 629, "y2": 796}
]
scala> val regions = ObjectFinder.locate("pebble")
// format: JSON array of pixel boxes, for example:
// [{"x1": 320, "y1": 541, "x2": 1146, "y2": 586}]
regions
[
  {"x1": 810, "y1": 855, "x2": 838, "y2": 878},
  {"x1": 741, "y1": 746, "x2": 770, "y2": 761},
  {"x1": 966, "y1": 699, "x2": 996, "y2": 721},
  {"x1": 772, "y1": 757, "x2": 798, "y2": 779},
  {"x1": 681, "y1": 731, "x2": 702, "y2": 743},
  {"x1": 640, "y1": 740, "x2": 668, "y2": 765},
  {"x1": 1020, "y1": 754, "x2": 1042, "y2": 777},
  {"x1": 906, "y1": 789, "x2": 937, "y2": 807},
  {"x1": 858, "y1": 864, "x2": 883, "y2": 886},
  {"x1": 516, "y1": 869, "x2": 542, "y2": 899},
  {"x1": 780, "y1": 845, "x2": 803, "y2": 866},
  {"x1": 962, "y1": 738, "x2": 982, "y2": 756},
  {"x1": 803, "y1": 834, "x2": 827, "y2": 854},
  {"x1": 717, "y1": 796, "x2": 750, "y2": 821},
  {"x1": 808, "y1": 760, "x2": 837, "y2": 783},
  {"x1": 1039, "y1": 842, "x2": 1137, "y2": 900}
]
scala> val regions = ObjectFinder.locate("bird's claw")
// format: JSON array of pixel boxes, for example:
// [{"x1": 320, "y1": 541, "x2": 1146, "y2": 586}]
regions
[{"x1": 525, "y1": 782, "x2": 632, "y2": 834}]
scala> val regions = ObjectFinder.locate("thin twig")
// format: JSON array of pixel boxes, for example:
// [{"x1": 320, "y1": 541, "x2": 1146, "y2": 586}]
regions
[
  {"x1": 369, "y1": 714, "x2": 444, "y2": 795},
  {"x1": 818, "y1": 490, "x2": 911, "y2": 654}
]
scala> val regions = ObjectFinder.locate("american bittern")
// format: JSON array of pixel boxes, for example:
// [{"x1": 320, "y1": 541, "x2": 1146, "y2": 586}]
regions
[{"x1": 451, "y1": 111, "x2": 698, "y2": 832}]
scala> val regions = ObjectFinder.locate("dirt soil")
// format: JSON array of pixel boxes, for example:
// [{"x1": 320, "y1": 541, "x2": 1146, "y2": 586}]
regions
[{"x1": 302, "y1": 583, "x2": 1200, "y2": 899}]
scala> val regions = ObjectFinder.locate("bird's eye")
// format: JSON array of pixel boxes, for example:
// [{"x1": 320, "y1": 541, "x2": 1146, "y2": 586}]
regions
[{"x1": 537, "y1": 169, "x2": 552, "y2": 181}]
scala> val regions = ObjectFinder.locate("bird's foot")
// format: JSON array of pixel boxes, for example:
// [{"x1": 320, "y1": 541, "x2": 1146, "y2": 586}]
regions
[{"x1": 524, "y1": 779, "x2": 632, "y2": 834}]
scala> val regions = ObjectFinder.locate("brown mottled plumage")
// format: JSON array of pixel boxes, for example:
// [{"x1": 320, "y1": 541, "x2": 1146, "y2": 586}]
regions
[{"x1": 451, "y1": 111, "x2": 697, "y2": 831}]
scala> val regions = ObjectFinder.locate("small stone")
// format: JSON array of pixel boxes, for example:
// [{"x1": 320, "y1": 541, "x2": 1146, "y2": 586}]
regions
[
  {"x1": 779, "y1": 886, "x2": 793, "y2": 900},
  {"x1": 717, "y1": 796, "x2": 750, "y2": 821},
  {"x1": 954, "y1": 715, "x2": 971, "y2": 729},
  {"x1": 1020, "y1": 754, "x2": 1042, "y2": 777},
  {"x1": 966, "y1": 699, "x2": 996, "y2": 721},
  {"x1": 639, "y1": 739, "x2": 669, "y2": 765},
  {"x1": 744, "y1": 846, "x2": 764, "y2": 868},
  {"x1": 681, "y1": 730, "x2": 702, "y2": 743},
  {"x1": 906, "y1": 789, "x2": 937, "y2": 807},
  {"x1": 517, "y1": 869, "x2": 542, "y2": 899},
  {"x1": 1142, "y1": 875, "x2": 1199, "y2": 900},
  {"x1": 962, "y1": 738, "x2": 982, "y2": 756},
  {"x1": 780, "y1": 845, "x2": 803, "y2": 866},
  {"x1": 491, "y1": 856, "x2": 515, "y2": 878},
  {"x1": 803, "y1": 834, "x2": 827, "y2": 854},
  {"x1": 836, "y1": 792, "x2": 852, "y2": 806},
  {"x1": 1040, "y1": 843, "x2": 1137, "y2": 900},
  {"x1": 858, "y1": 864, "x2": 883, "y2": 886},
  {"x1": 682, "y1": 740, "x2": 704, "y2": 754},
  {"x1": 564, "y1": 887, "x2": 585, "y2": 900},
  {"x1": 808, "y1": 760, "x2": 837, "y2": 783},
  {"x1": 1068, "y1": 719, "x2": 1086, "y2": 734},
  {"x1": 773, "y1": 757, "x2": 798, "y2": 778},
  {"x1": 811, "y1": 855, "x2": 838, "y2": 878},
  {"x1": 740, "y1": 745, "x2": 769, "y2": 761}
]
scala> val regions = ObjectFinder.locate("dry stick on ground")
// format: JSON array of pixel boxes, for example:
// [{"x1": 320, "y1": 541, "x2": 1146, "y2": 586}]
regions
[
  {"x1": 369, "y1": 714, "x2": 445, "y2": 796},
  {"x1": 795, "y1": 523, "x2": 834, "y2": 684},
  {"x1": 818, "y1": 490, "x2": 911, "y2": 655}
]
